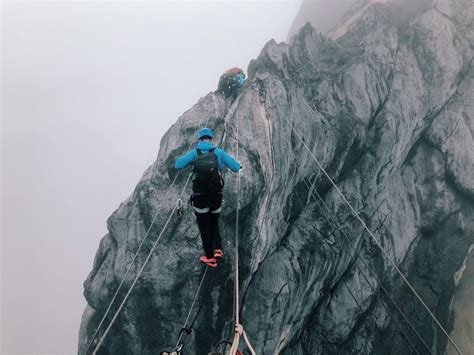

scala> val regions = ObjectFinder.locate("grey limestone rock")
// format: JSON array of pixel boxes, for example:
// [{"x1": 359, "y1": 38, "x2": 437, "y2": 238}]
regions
[{"x1": 79, "y1": 0, "x2": 474, "y2": 354}]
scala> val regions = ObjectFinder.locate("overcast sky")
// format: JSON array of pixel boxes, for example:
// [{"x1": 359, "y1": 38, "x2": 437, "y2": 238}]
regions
[{"x1": 1, "y1": 1, "x2": 301, "y2": 353}]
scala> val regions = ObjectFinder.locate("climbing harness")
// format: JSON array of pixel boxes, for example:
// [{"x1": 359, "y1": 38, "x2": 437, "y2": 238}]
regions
[{"x1": 268, "y1": 94, "x2": 462, "y2": 354}]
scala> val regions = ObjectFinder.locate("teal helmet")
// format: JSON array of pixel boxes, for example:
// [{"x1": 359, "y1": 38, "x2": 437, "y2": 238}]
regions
[{"x1": 197, "y1": 127, "x2": 213, "y2": 139}]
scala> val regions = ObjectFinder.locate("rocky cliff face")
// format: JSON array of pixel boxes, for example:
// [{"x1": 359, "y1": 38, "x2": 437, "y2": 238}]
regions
[{"x1": 78, "y1": 0, "x2": 474, "y2": 354}]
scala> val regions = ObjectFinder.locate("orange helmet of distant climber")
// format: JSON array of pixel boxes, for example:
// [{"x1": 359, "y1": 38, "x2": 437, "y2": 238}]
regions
[{"x1": 226, "y1": 67, "x2": 244, "y2": 76}]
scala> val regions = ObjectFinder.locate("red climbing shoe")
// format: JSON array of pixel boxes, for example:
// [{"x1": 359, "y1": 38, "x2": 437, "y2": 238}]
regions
[
  {"x1": 214, "y1": 249, "x2": 224, "y2": 258},
  {"x1": 199, "y1": 256, "x2": 218, "y2": 267}
]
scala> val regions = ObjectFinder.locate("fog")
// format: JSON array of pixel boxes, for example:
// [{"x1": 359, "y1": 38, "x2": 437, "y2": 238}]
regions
[
  {"x1": 288, "y1": 0, "x2": 355, "y2": 37},
  {"x1": 1, "y1": 1, "x2": 301, "y2": 353}
]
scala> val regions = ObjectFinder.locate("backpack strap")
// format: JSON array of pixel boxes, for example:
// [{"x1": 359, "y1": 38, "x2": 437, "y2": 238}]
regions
[{"x1": 196, "y1": 148, "x2": 215, "y2": 154}]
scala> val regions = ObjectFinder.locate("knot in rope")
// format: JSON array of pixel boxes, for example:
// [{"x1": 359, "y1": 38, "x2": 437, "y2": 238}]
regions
[{"x1": 234, "y1": 324, "x2": 243, "y2": 336}]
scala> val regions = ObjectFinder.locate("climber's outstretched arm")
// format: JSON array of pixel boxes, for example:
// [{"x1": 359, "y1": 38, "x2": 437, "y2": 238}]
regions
[{"x1": 175, "y1": 150, "x2": 197, "y2": 169}]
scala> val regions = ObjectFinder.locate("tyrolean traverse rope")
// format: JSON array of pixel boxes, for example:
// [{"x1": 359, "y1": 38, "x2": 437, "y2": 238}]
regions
[
  {"x1": 228, "y1": 110, "x2": 256, "y2": 355},
  {"x1": 92, "y1": 173, "x2": 192, "y2": 355},
  {"x1": 268, "y1": 95, "x2": 461, "y2": 354}
]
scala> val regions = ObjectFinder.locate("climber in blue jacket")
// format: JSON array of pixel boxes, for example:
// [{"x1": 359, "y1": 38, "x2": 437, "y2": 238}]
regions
[
  {"x1": 217, "y1": 67, "x2": 246, "y2": 100},
  {"x1": 175, "y1": 127, "x2": 241, "y2": 267}
]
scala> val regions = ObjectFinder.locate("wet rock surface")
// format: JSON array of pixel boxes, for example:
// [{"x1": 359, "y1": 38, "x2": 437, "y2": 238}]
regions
[{"x1": 79, "y1": 0, "x2": 474, "y2": 354}]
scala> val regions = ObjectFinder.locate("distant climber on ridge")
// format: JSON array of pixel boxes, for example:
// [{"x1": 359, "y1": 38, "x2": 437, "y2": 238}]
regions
[
  {"x1": 217, "y1": 67, "x2": 246, "y2": 100},
  {"x1": 175, "y1": 127, "x2": 242, "y2": 267}
]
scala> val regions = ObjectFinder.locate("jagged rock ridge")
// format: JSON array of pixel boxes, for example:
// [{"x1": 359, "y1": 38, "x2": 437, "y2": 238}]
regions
[{"x1": 79, "y1": 0, "x2": 474, "y2": 354}]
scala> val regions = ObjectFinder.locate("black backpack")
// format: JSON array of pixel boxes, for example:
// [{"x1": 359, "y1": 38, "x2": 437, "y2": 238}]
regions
[{"x1": 192, "y1": 148, "x2": 223, "y2": 194}]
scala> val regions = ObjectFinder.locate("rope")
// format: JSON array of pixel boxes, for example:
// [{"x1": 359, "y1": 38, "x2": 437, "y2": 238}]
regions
[
  {"x1": 300, "y1": 176, "x2": 429, "y2": 354},
  {"x1": 84, "y1": 172, "x2": 184, "y2": 355},
  {"x1": 292, "y1": 155, "x2": 426, "y2": 352},
  {"x1": 92, "y1": 173, "x2": 192, "y2": 355},
  {"x1": 293, "y1": 176, "x2": 423, "y2": 353},
  {"x1": 228, "y1": 109, "x2": 256, "y2": 355},
  {"x1": 270, "y1": 96, "x2": 461, "y2": 354},
  {"x1": 84, "y1": 100, "x2": 226, "y2": 354},
  {"x1": 230, "y1": 108, "x2": 242, "y2": 353},
  {"x1": 234, "y1": 109, "x2": 241, "y2": 326},
  {"x1": 344, "y1": 281, "x2": 421, "y2": 355},
  {"x1": 86, "y1": 110, "x2": 219, "y2": 354},
  {"x1": 174, "y1": 266, "x2": 209, "y2": 348}
]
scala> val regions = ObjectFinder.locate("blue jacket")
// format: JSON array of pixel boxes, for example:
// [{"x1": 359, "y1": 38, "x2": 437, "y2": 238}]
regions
[
  {"x1": 235, "y1": 73, "x2": 246, "y2": 87},
  {"x1": 175, "y1": 141, "x2": 241, "y2": 172}
]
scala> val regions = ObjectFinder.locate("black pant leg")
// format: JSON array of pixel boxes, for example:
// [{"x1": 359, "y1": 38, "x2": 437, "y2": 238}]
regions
[
  {"x1": 195, "y1": 212, "x2": 213, "y2": 258},
  {"x1": 210, "y1": 212, "x2": 222, "y2": 251}
]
